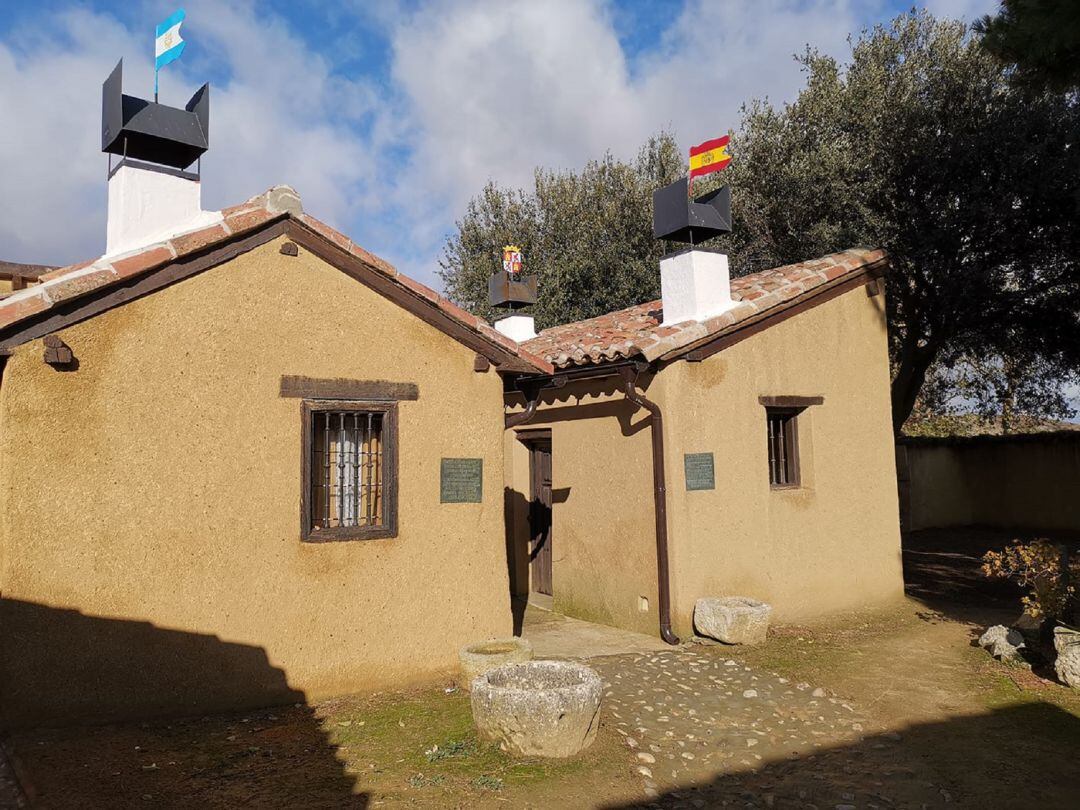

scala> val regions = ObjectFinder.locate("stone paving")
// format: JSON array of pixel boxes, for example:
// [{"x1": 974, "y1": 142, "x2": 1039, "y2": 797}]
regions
[{"x1": 590, "y1": 647, "x2": 952, "y2": 809}]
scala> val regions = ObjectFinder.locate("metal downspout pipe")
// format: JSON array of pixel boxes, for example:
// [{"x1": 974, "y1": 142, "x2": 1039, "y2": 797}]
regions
[
  {"x1": 619, "y1": 363, "x2": 680, "y2": 645},
  {"x1": 504, "y1": 386, "x2": 540, "y2": 429}
]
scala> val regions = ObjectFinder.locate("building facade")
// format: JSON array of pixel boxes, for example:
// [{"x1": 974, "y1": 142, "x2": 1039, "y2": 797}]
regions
[{"x1": 503, "y1": 249, "x2": 905, "y2": 639}]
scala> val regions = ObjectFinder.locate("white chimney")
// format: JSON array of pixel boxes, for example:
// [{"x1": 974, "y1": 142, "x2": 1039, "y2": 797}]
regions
[
  {"x1": 494, "y1": 313, "x2": 537, "y2": 342},
  {"x1": 106, "y1": 162, "x2": 222, "y2": 257},
  {"x1": 660, "y1": 248, "x2": 738, "y2": 325}
]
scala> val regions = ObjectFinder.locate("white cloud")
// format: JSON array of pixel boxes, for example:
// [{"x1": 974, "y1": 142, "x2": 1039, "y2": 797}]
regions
[
  {"x1": 0, "y1": 0, "x2": 997, "y2": 286},
  {"x1": 381, "y1": 0, "x2": 868, "y2": 279},
  {"x1": 920, "y1": 0, "x2": 1000, "y2": 22},
  {"x1": 0, "y1": 1, "x2": 380, "y2": 267}
]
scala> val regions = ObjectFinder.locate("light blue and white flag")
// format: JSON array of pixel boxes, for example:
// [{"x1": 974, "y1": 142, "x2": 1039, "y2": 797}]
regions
[{"x1": 154, "y1": 8, "x2": 186, "y2": 96}]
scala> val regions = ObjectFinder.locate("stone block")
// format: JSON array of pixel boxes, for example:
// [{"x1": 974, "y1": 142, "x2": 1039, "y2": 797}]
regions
[
  {"x1": 694, "y1": 597, "x2": 772, "y2": 645},
  {"x1": 1054, "y1": 626, "x2": 1080, "y2": 688}
]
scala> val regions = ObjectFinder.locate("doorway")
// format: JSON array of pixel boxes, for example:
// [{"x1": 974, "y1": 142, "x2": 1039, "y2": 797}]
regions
[{"x1": 524, "y1": 432, "x2": 553, "y2": 597}]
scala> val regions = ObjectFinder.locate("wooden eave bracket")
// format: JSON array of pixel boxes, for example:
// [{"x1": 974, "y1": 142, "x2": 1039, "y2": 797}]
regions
[{"x1": 42, "y1": 335, "x2": 73, "y2": 366}]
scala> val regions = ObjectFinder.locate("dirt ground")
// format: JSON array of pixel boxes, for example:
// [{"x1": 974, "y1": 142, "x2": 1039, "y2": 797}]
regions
[{"x1": 8, "y1": 528, "x2": 1080, "y2": 808}]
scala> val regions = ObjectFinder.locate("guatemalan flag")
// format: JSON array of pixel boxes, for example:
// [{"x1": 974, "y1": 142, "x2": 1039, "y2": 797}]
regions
[{"x1": 155, "y1": 9, "x2": 186, "y2": 73}]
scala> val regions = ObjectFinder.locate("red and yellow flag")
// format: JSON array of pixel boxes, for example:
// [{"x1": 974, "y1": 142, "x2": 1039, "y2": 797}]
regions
[{"x1": 689, "y1": 135, "x2": 731, "y2": 181}]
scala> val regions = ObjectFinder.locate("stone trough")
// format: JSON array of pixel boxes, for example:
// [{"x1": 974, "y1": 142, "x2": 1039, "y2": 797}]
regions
[
  {"x1": 694, "y1": 596, "x2": 772, "y2": 645},
  {"x1": 470, "y1": 660, "x2": 603, "y2": 757},
  {"x1": 459, "y1": 638, "x2": 533, "y2": 690}
]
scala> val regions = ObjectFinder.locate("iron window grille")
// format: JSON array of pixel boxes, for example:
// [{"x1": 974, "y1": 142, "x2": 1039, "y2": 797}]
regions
[
  {"x1": 766, "y1": 407, "x2": 801, "y2": 488},
  {"x1": 301, "y1": 400, "x2": 398, "y2": 541}
]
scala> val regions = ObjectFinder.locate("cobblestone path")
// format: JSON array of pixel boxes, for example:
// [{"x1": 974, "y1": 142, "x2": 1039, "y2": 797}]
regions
[{"x1": 591, "y1": 648, "x2": 952, "y2": 809}]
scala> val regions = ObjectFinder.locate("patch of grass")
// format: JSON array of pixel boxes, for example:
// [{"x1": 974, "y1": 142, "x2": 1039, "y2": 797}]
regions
[
  {"x1": 407, "y1": 773, "x2": 446, "y2": 788},
  {"x1": 318, "y1": 685, "x2": 601, "y2": 799},
  {"x1": 424, "y1": 738, "x2": 476, "y2": 762},
  {"x1": 472, "y1": 774, "x2": 504, "y2": 791}
]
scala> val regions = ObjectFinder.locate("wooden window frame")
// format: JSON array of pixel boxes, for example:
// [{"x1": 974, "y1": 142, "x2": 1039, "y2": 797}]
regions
[
  {"x1": 301, "y1": 399, "x2": 399, "y2": 542},
  {"x1": 765, "y1": 406, "x2": 802, "y2": 490}
]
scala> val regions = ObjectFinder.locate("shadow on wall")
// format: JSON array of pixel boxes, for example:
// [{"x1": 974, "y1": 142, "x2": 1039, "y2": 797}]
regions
[
  {"x1": 0, "y1": 598, "x2": 310, "y2": 729},
  {"x1": 1, "y1": 598, "x2": 366, "y2": 804},
  {"x1": 504, "y1": 485, "x2": 532, "y2": 636},
  {"x1": 603, "y1": 701, "x2": 1080, "y2": 809}
]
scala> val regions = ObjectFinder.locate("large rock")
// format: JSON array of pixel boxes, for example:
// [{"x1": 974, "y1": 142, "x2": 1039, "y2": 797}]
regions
[
  {"x1": 459, "y1": 638, "x2": 533, "y2": 690},
  {"x1": 694, "y1": 597, "x2": 772, "y2": 645},
  {"x1": 978, "y1": 625, "x2": 1026, "y2": 663},
  {"x1": 471, "y1": 660, "x2": 602, "y2": 757},
  {"x1": 1053, "y1": 626, "x2": 1080, "y2": 688}
]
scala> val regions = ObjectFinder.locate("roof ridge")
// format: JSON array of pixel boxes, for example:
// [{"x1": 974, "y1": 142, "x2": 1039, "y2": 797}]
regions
[
  {"x1": 0, "y1": 185, "x2": 553, "y2": 374},
  {"x1": 523, "y1": 247, "x2": 887, "y2": 368}
]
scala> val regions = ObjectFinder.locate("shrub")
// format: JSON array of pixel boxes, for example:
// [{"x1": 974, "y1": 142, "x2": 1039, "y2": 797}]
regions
[{"x1": 982, "y1": 539, "x2": 1077, "y2": 622}]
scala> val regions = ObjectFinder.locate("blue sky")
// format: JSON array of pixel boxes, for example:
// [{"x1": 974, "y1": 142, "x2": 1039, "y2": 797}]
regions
[{"x1": 0, "y1": 0, "x2": 998, "y2": 288}]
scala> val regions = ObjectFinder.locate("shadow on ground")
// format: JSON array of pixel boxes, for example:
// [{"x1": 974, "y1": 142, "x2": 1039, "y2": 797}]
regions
[
  {"x1": 605, "y1": 701, "x2": 1080, "y2": 809},
  {"x1": 1, "y1": 598, "x2": 366, "y2": 808},
  {"x1": 901, "y1": 527, "x2": 1080, "y2": 622}
]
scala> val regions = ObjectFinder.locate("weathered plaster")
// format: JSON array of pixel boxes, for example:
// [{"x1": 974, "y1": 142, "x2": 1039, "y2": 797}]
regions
[{"x1": 0, "y1": 236, "x2": 511, "y2": 727}]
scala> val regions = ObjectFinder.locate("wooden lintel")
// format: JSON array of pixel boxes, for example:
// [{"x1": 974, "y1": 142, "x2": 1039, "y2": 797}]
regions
[
  {"x1": 279, "y1": 376, "x2": 419, "y2": 401},
  {"x1": 758, "y1": 395, "x2": 824, "y2": 409}
]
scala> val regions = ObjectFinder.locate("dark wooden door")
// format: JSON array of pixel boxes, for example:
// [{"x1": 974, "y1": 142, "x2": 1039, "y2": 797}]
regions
[{"x1": 528, "y1": 440, "x2": 553, "y2": 596}]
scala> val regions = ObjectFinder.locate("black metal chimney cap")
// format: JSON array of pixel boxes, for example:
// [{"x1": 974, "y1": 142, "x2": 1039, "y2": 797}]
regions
[
  {"x1": 489, "y1": 271, "x2": 537, "y2": 310},
  {"x1": 652, "y1": 177, "x2": 731, "y2": 244},
  {"x1": 101, "y1": 60, "x2": 209, "y2": 170}
]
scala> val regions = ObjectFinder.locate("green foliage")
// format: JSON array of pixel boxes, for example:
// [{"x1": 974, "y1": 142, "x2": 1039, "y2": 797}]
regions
[
  {"x1": 440, "y1": 11, "x2": 1080, "y2": 436},
  {"x1": 718, "y1": 10, "x2": 1080, "y2": 432},
  {"x1": 472, "y1": 774, "x2": 504, "y2": 790},
  {"x1": 438, "y1": 133, "x2": 685, "y2": 330},
  {"x1": 424, "y1": 738, "x2": 476, "y2": 762},
  {"x1": 975, "y1": 0, "x2": 1080, "y2": 91}
]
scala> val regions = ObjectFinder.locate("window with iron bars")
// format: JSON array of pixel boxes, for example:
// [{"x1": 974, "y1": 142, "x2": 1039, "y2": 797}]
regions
[
  {"x1": 302, "y1": 401, "x2": 397, "y2": 541},
  {"x1": 765, "y1": 408, "x2": 800, "y2": 488}
]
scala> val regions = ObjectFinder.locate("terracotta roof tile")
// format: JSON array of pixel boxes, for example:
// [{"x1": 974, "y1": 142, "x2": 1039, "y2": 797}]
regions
[
  {"x1": 0, "y1": 185, "x2": 553, "y2": 374},
  {"x1": 111, "y1": 245, "x2": 175, "y2": 279},
  {"x1": 0, "y1": 260, "x2": 56, "y2": 280},
  {"x1": 0, "y1": 294, "x2": 51, "y2": 330},
  {"x1": 170, "y1": 223, "x2": 231, "y2": 256},
  {"x1": 523, "y1": 248, "x2": 887, "y2": 368}
]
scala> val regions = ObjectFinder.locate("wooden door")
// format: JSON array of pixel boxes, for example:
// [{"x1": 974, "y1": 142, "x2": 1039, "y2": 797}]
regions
[{"x1": 528, "y1": 439, "x2": 553, "y2": 596}]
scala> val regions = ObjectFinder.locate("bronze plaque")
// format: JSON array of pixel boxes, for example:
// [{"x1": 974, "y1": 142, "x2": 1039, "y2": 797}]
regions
[
  {"x1": 440, "y1": 458, "x2": 483, "y2": 503},
  {"x1": 684, "y1": 453, "x2": 715, "y2": 491}
]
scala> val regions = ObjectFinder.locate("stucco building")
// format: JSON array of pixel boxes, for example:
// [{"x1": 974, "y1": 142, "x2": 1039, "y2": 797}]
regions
[
  {"x1": 0, "y1": 65, "x2": 902, "y2": 727},
  {"x1": 503, "y1": 247, "x2": 904, "y2": 641},
  {"x1": 0, "y1": 186, "x2": 551, "y2": 727},
  {"x1": 0, "y1": 187, "x2": 902, "y2": 727}
]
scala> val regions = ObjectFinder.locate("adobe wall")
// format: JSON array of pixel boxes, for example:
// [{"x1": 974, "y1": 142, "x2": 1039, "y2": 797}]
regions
[
  {"x1": 504, "y1": 379, "x2": 659, "y2": 635},
  {"x1": 899, "y1": 434, "x2": 1080, "y2": 533},
  {"x1": 505, "y1": 284, "x2": 904, "y2": 642},
  {"x1": 0, "y1": 236, "x2": 511, "y2": 727},
  {"x1": 663, "y1": 288, "x2": 905, "y2": 632}
]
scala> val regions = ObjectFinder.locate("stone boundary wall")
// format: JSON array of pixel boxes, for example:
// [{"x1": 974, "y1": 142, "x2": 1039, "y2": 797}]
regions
[{"x1": 896, "y1": 431, "x2": 1080, "y2": 532}]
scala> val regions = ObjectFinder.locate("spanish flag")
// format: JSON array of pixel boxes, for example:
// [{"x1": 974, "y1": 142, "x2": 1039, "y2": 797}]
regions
[{"x1": 689, "y1": 135, "x2": 731, "y2": 181}]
